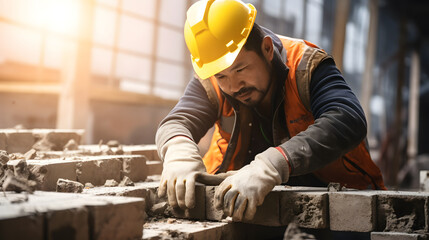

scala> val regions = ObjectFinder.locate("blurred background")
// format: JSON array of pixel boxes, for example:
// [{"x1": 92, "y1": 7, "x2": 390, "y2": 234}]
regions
[{"x1": 0, "y1": 0, "x2": 428, "y2": 189}]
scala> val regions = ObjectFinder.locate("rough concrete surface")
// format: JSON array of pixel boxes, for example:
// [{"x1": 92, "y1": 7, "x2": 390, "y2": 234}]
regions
[
  {"x1": 8, "y1": 159, "x2": 77, "y2": 191},
  {"x1": 122, "y1": 155, "x2": 148, "y2": 182},
  {"x1": 76, "y1": 156, "x2": 122, "y2": 186},
  {"x1": 371, "y1": 231, "x2": 428, "y2": 240},
  {"x1": 5, "y1": 131, "x2": 35, "y2": 154},
  {"x1": 377, "y1": 193, "x2": 428, "y2": 233},
  {"x1": 143, "y1": 218, "x2": 231, "y2": 240},
  {"x1": 0, "y1": 132, "x2": 6, "y2": 150},
  {"x1": 0, "y1": 191, "x2": 145, "y2": 240},
  {"x1": 56, "y1": 178, "x2": 84, "y2": 193},
  {"x1": 146, "y1": 160, "x2": 163, "y2": 176},
  {"x1": 329, "y1": 191, "x2": 377, "y2": 232},
  {"x1": 278, "y1": 186, "x2": 328, "y2": 229}
]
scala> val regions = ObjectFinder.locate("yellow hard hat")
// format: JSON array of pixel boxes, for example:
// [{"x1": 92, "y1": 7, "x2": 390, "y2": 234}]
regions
[{"x1": 184, "y1": 0, "x2": 257, "y2": 79}]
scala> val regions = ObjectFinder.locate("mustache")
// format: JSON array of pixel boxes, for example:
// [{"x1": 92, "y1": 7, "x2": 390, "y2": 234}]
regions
[{"x1": 232, "y1": 87, "x2": 256, "y2": 98}]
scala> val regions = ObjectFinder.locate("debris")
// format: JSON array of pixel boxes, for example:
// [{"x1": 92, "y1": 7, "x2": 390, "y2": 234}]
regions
[
  {"x1": 24, "y1": 149, "x2": 37, "y2": 160},
  {"x1": 119, "y1": 176, "x2": 135, "y2": 187},
  {"x1": 56, "y1": 178, "x2": 84, "y2": 193},
  {"x1": 85, "y1": 182, "x2": 95, "y2": 189},
  {"x1": 0, "y1": 150, "x2": 9, "y2": 164},
  {"x1": 327, "y1": 182, "x2": 343, "y2": 192},
  {"x1": 1, "y1": 170, "x2": 37, "y2": 193},
  {"x1": 283, "y1": 222, "x2": 316, "y2": 240},
  {"x1": 150, "y1": 202, "x2": 168, "y2": 216},
  {"x1": 107, "y1": 140, "x2": 120, "y2": 148},
  {"x1": 167, "y1": 218, "x2": 176, "y2": 224},
  {"x1": 14, "y1": 159, "x2": 30, "y2": 179},
  {"x1": 104, "y1": 179, "x2": 119, "y2": 187},
  {"x1": 64, "y1": 139, "x2": 79, "y2": 151},
  {"x1": 8, "y1": 153, "x2": 24, "y2": 160},
  {"x1": 32, "y1": 135, "x2": 55, "y2": 151}
]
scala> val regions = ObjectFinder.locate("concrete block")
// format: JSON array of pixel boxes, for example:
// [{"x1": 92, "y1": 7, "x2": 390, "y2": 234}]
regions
[
  {"x1": 84, "y1": 196, "x2": 145, "y2": 240},
  {"x1": 122, "y1": 155, "x2": 147, "y2": 182},
  {"x1": 371, "y1": 232, "x2": 428, "y2": 240},
  {"x1": 246, "y1": 190, "x2": 282, "y2": 226},
  {"x1": 123, "y1": 144, "x2": 159, "y2": 160},
  {"x1": 5, "y1": 130, "x2": 35, "y2": 153},
  {"x1": 279, "y1": 186, "x2": 328, "y2": 229},
  {"x1": 0, "y1": 132, "x2": 6, "y2": 150},
  {"x1": 205, "y1": 186, "x2": 224, "y2": 221},
  {"x1": 56, "y1": 178, "x2": 84, "y2": 193},
  {"x1": 143, "y1": 218, "x2": 231, "y2": 240},
  {"x1": 165, "y1": 184, "x2": 206, "y2": 220},
  {"x1": 83, "y1": 182, "x2": 150, "y2": 198},
  {"x1": 141, "y1": 182, "x2": 205, "y2": 220},
  {"x1": 329, "y1": 191, "x2": 377, "y2": 232},
  {"x1": 0, "y1": 191, "x2": 145, "y2": 240},
  {"x1": 32, "y1": 129, "x2": 84, "y2": 151},
  {"x1": 146, "y1": 160, "x2": 163, "y2": 175},
  {"x1": 377, "y1": 191, "x2": 429, "y2": 233},
  {"x1": 0, "y1": 206, "x2": 44, "y2": 240},
  {"x1": 421, "y1": 170, "x2": 429, "y2": 191},
  {"x1": 76, "y1": 156, "x2": 122, "y2": 186},
  {"x1": 8, "y1": 159, "x2": 77, "y2": 191}
]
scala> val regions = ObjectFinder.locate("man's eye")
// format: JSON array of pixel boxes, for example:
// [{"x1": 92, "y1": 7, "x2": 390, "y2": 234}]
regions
[{"x1": 237, "y1": 67, "x2": 245, "y2": 73}]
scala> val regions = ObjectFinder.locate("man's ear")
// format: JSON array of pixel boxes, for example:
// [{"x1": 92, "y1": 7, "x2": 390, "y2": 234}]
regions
[{"x1": 261, "y1": 36, "x2": 274, "y2": 62}]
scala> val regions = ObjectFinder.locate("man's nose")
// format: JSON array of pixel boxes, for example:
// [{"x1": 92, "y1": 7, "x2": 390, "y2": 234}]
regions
[{"x1": 229, "y1": 76, "x2": 244, "y2": 94}]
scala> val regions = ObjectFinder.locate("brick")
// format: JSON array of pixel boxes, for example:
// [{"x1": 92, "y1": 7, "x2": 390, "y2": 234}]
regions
[
  {"x1": 32, "y1": 129, "x2": 84, "y2": 151},
  {"x1": 371, "y1": 232, "x2": 428, "y2": 240},
  {"x1": 279, "y1": 186, "x2": 328, "y2": 229},
  {"x1": 164, "y1": 183, "x2": 206, "y2": 220},
  {"x1": 45, "y1": 207, "x2": 89, "y2": 240},
  {"x1": 122, "y1": 155, "x2": 147, "y2": 182},
  {"x1": 5, "y1": 130, "x2": 35, "y2": 153},
  {"x1": 124, "y1": 144, "x2": 159, "y2": 160},
  {"x1": 329, "y1": 191, "x2": 377, "y2": 232},
  {"x1": 146, "y1": 160, "x2": 163, "y2": 175},
  {"x1": 76, "y1": 156, "x2": 122, "y2": 186},
  {"x1": 377, "y1": 192, "x2": 429, "y2": 233},
  {"x1": 83, "y1": 196, "x2": 145, "y2": 240},
  {"x1": 143, "y1": 218, "x2": 232, "y2": 240},
  {"x1": 0, "y1": 191, "x2": 145, "y2": 240},
  {"x1": 83, "y1": 182, "x2": 150, "y2": 198},
  {"x1": 8, "y1": 159, "x2": 77, "y2": 191},
  {"x1": 421, "y1": 170, "x2": 429, "y2": 191},
  {"x1": 0, "y1": 132, "x2": 6, "y2": 150},
  {"x1": 205, "y1": 186, "x2": 224, "y2": 221},
  {"x1": 247, "y1": 190, "x2": 282, "y2": 226},
  {"x1": 56, "y1": 178, "x2": 84, "y2": 193},
  {"x1": 0, "y1": 206, "x2": 44, "y2": 240},
  {"x1": 140, "y1": 182, "x2": 205, "y2": 220}
]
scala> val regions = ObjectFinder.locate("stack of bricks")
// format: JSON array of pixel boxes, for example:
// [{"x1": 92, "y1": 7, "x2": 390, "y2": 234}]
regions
[
  {"x1": 1, "y1": 129, "x2": 429, "y2": 240},
  {"x1": 0, "y1": 191, "x2": 145, "y2": 240}
]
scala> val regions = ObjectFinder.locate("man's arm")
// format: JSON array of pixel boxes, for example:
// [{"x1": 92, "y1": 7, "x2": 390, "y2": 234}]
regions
[
  {"x1": 280, "y1": 58, "x2": 367, "y2": 175},
  {"x1": 155, "y1": 76, "x2": 218, "y2": 209},
  {"x1": 156, "y1": 76, "x2": 218, "y2": 152}
]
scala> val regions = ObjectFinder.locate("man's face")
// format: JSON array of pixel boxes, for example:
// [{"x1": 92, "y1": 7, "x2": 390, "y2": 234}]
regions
[{"x1": 214, "y1": 40, "x2": 273, "y2": 107}]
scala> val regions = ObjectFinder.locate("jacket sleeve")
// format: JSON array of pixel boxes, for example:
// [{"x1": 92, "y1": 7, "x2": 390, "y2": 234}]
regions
[
  {"x1": 155, "y1": 77, "x2": 218, "y2": 156},
  {"x1": 280, "y1": 58, "x2": 368, "y2": 176}
]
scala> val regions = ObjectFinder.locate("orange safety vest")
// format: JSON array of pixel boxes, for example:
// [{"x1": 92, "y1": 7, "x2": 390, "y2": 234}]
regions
[{"x1": 198, "y1": 36, "x2": 386, "y2": 190}]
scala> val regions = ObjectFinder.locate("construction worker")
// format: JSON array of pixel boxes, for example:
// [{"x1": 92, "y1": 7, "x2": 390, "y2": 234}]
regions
[{"x1": 156, "y1": 0, "x2": 386, "y2": 222}]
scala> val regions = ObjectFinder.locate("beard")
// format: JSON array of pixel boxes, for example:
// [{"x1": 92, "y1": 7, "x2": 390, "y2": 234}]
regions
[{"x1": 233, "y1": 59, "x2": 274, "y2": 107}]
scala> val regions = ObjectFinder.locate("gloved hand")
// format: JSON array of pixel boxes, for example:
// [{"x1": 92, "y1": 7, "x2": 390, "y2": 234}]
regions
[
  {"x1": 214, "y1": 147, "x2": 290, "y2": 221},
  {"x1": 158, "y1": 136, "x2": 206, "y2": 209}
]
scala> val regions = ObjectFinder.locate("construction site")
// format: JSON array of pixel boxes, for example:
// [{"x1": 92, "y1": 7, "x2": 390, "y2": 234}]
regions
[{"x1": 1, "y1": 0, "x2": 429, "y2": 239}]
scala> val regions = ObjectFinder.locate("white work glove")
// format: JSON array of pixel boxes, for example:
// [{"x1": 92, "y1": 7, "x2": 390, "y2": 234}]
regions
[
  {"x1": 158, "y1": 136, "x2": 206, "y2": 209},
  {"x1": 214, "y1": 147, "x2": 290, "y2": 221}
]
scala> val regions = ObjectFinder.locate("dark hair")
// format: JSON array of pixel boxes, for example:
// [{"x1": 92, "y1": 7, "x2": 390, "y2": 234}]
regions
[{"x1": 243, "y1": 23, "x2": 265, "y2": 57}]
